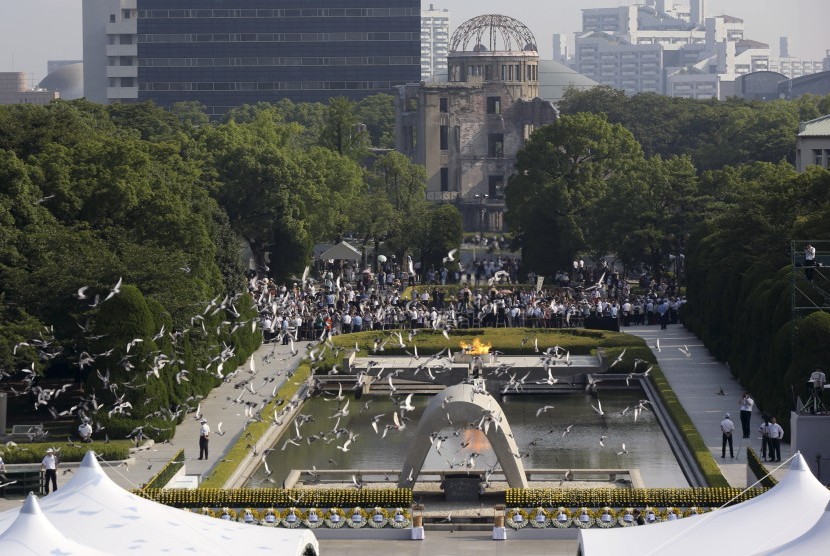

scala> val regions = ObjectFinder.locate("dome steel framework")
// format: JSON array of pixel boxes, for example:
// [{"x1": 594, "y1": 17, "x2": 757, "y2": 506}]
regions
[{"x1": 449, "y1": 14, "x2": 537, "y2": 54}]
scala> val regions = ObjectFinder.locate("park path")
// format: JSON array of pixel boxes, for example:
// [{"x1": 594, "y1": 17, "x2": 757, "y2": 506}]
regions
[
  {"x1": 627, "y1": 324, "x2": 789, "y2": 487},
  {"x1": 100, "y1": 338, "x2": 309, "y2": 491}
]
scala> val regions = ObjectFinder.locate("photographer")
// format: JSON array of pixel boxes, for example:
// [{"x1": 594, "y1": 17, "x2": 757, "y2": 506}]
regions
[
  {"x1": 739, "y1": 392, "x2": 754, "y2": 439},
  {"x1": 804, "y1": 243, "x2": 816, "y2": 281}
]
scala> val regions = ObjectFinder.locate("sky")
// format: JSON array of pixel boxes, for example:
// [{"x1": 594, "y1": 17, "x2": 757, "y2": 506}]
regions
[{"x1": 1, "y1": 0, "x2": 828, "y2": 85}]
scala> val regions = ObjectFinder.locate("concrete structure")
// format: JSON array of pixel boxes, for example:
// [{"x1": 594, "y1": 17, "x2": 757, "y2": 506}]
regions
[
  {"x1": 421, "y1": 4, "x2": 450, "y2": 83},
  {"x1": 398, "y1": 381, "x2": 528, "y2": 489},
  {"x1": 568, "y1": 2, "x2": 827, "y2": 99},
  {"x1": 38, "y1": 63, "x2": 84, "y2": 100},
  {"x1": 791, "y1": 412, "x2": 830, "y2": 483},
  {"x1": 537, "y1": 60, "x2": 599, "y2": 104},
  {"x1": 0, "y1": 73, "x2": 59, "y2": 105},
  {"x1": 395, "y1": 14, "x2": 557, "y2": 232},
  {"x1": 83, "y1": 0, "x2": 420, "y2": 115},
  {"x1": 796, "y1": 114, "x2": 830, "y2": 172}
]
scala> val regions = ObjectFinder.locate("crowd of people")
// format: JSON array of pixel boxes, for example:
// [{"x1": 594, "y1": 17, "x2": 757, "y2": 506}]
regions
[{"x1": 247, "y1": 257, "x2": 686, "y2": 342}]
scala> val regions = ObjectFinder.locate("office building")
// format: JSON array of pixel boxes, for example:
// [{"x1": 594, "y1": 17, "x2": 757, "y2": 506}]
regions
[
  {"x1": 421, "y1": 4, "x2": 450, "y2": 82},
  {"x1": 83, "y1": 0, "x2": 421, "y2": 115}
]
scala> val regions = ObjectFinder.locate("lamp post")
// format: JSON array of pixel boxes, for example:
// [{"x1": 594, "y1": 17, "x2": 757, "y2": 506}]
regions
[{"x1": 474, "y1": 193, "x2": 489, "y2": 232}]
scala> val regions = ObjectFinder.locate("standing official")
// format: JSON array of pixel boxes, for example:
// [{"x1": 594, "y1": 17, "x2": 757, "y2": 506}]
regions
[
  {"x1": 739, "y1": 392, "x2": 754, "y2": 438},
  {"x1": 41, "y1": 448, "x2": 58, "y2": 494},
  {"x1": 720, "y1": 413, "x2": 735, "y2": 459},
  {"x1": 198, "y1": 419, "x2": 210, "y2": 460},
  {"x1": 768, "y1": 416, "x2": 784, "y2": 462}
]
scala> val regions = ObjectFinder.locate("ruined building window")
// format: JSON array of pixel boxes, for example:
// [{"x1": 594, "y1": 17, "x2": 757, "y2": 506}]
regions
[
  {"x1": 489, "y1": 175, "x2": 503, "y2": 198},
  {"x1": 440, "y1": 167, "x2": 449, "y2": 192},
  {"x1": 488, "y1": 133, "x2": 504, "y2": 158},
  {"x1": 439, "y1": 125, "x2": 448, "y2": 150},
  {"x1": 439, "y1": 97, "x2": 448, "y2": 113},
  {"x1": 486, "y1": 96, "x2": 501, "y2": 114}
]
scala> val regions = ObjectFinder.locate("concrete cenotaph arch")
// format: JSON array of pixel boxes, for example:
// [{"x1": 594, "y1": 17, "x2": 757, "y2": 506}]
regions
[{"x1": 397, "y1": 381, "x2": 528, "y2": 488}]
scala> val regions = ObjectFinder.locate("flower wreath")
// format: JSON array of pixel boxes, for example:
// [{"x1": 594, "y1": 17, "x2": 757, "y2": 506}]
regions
[
  {"x1": 684, "y1": 506, "x2": 705, "y2": 518},
  {"x1": 325, "y1": 507, "x2": 346, "y2": 528},
  {"x1": 596, "y1": 507, "x2": 617, "y2": 528},
  {"x1": 282, "y1": 507, "x2": 306, "y2": 528},
  {"x1": 643, "y1": 507, "x2": 660, "y2": 524},
  {"x1": 368, "y1": 507, "x2": 389, "y2": 529},
  {"x1": 551, "y1": 507, "x2": 573, "y2": 529},
  {"x1": 240, "y1": 508, "x2": 260, "y2": 524},
  {"x1": 303, "y1": 508, "x2": 324, "y2": 529},
  {"x1": 199, "y1": 507, "x2": 216, "y2": 519},
  {"x1": 389, "y1": 507, "x2": 411, "y2": 529},
  {"x1": 617, "y1": 507, "x2": 637, "y2": 527},
  {"x1": 219, "y1": 507, "x2": 237, "y2": 521},
  {"x1": 574, "y1": 507, "x2": 595, "y2": 529},
  {"x1": 530, "y1": 507, "x2": 550, "y2": 528},
  {"x1": 506, "y1": 507, "x2": 529, "y2": 529},
  {"x1": 664, "y1": 507, "x2": 683, "y2": 522},
  {"x1": 347, "y1": 507, "x2": 369, "y2": 528},
  {"x1": 262, "y1": 508, "x2": 280, "y2": 526}
]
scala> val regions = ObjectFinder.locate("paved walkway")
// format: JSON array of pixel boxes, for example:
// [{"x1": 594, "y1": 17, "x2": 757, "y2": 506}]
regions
[{"x1": 627, "y1": 324, "x2": 789, "y2": 487}]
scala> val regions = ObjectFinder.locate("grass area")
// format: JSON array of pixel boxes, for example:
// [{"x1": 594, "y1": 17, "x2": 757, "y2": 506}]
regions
[
  {"x1": 199, "y1": 362, "x2": 312, "y2": 489},
  {"x1": 746, "y1": 447, "x2": 778, "y2": 488},
  {"x1": 0, "y1": 440, "x2": 132, "y2": 464}
]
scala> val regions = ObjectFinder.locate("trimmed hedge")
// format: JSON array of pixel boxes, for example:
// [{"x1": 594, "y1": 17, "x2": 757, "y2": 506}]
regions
[
  {"x1": 746, "y1": 447, "x2": 779, "y2": 488},
  {"x1": 506, "y1": 487, "x2": 764, "y2": 507},
  {"x1": 0, "y1": 441, "x2": 131, "y2": 464},
  {"x1": 138, "y1": 487, "x2": 412, "y2": 508},
  {"x1": 144, "y1": 448, "x2": 185, "y2": 489},
  {"x1": 198, "y1": 362, "x2": 312, "y2": 488}
]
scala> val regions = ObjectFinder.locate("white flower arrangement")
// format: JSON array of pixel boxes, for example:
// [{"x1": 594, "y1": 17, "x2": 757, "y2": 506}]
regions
[
  {"x1": 596, "y1": 507, "x2": 616, "y2": 528},
  {"x1": 574, "y1": 507, "x2": 594, "y2": 529},
  {"x1": 389, "y1": 508, "x2": 411, "y2": 529},
  {"x1": 506, "y1": 507, "x2": 530, "y2": 529},
  {"x1": 617, "y1": 508, "x2": 636, "y2": 527},
  {"x1": 551, "y1": 507, "x2": 572, "y2": 529},
  {"x1": 664, "y1": 507, "x2": 683, "y2": 521},
  {"x1": 368, "y1": 506, "x2": 389, "y2": 529},
  {"x1": 643, "y1": 507, "x2": 660, "y2": 524},
  {"x1": 325, "y1": 508, "x2": 346, "y2": 529},
  {"x1": 347, "y1": 507, "x2": 368, "y2": 528},
  {"x1": 281, "y1": 507, "x2": 305, "y2": 529},
  {"x1": 262, "y1": 508, "x2": 280, "y2": 526},
  {"x1": 530, "y1": 507, "x2": 550, "y2": 528},
  {"x1": 303, "y1": 508, "x2": 324, "y2": 529}
]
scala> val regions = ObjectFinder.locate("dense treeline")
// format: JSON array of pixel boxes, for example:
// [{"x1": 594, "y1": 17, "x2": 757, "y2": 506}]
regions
[
  {"x1": 510, "y1": 87, "x2": 830, "y2": 430},
  {"x1": 0, "y1": 95, "x2": 459, "y2": 433}
]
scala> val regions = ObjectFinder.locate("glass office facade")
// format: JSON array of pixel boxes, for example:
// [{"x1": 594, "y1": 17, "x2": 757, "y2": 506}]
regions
[{"x1": 135, "y1": 0, "x2": 420, "y2": 115}]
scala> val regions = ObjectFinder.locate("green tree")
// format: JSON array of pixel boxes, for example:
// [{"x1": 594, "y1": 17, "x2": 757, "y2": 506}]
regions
[
  {"x1": 356, "y1": 93, "x2": 396, "y2": 148},
  {"x1": 318, "y1": 97, "x2": 370, "y2": 159},
  {"x1": 506, "y1": 113, "x2": 644, "y2": 274}
]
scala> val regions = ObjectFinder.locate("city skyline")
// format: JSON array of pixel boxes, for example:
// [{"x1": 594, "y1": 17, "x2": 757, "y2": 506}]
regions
[{"x1": 1, "y1": 0, "x2": 828, "y2": 85}]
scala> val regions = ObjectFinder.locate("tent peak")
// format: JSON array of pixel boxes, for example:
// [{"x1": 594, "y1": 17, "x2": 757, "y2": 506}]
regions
[
  {"x1": 20, "y1": 493, "x2": 41, "y2": 515},
  {"x1": 80, "y1": 450, "x2": 103, "y2": 470},
  {"x1": 790, "y1": 452, "x2": 809, "y2": 472}
]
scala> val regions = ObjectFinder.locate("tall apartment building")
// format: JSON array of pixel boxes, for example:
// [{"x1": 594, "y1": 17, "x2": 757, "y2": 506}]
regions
[
  {"x1": 83, "y1": 0, "x2": 421, "y2": 115},
  {"x1": 421, "y1": 4, "x2": 450, "y2": 82}
]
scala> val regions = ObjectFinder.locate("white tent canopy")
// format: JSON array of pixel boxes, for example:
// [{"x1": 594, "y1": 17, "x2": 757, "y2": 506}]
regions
[
  {"x1": 0, "y1": 452, "x2": 318, "y2": 556},
  {"x1": 757, "y1": 500, "x2": 830, "y2": 555},
  {"x1": 0, "y1": 493, "x2": 108, "y2": 556},
  {"x1": 579, "y1": 453, "x2": 830, "y2": 556},
  {"x1": 319, "y1": 241, "x2": 362, "y2": 261}
]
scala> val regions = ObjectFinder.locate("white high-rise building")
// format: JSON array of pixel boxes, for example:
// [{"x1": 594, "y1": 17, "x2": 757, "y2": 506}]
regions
[{"x1": 421, "y1": 4, "x2": 450, "y2": 82}]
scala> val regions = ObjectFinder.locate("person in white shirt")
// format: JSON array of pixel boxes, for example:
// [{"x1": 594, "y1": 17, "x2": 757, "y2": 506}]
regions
[
  {"x1": 720, "y1": 413, "x2": 735, "y2": 458},
  {"x1": 739, "y1": 392, "x2": 754, "y2": 438},
  {"x1": 41, "y1": 448, "x2": 58, "y2": 493},
  {"x1": 804, "y1": 243, "x2": 816, "y2": 281},
  {"x1": 198, "y1": 419, "x2": 210, "y2": 460},
  {"x1": 767, "y1": 416, "x2": 784, "y2": 462}
]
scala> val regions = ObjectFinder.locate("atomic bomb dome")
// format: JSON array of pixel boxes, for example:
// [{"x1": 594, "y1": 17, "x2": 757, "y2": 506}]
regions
[{"x1": 450, "y1": 14, "x2": 537, "y2": 54}]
